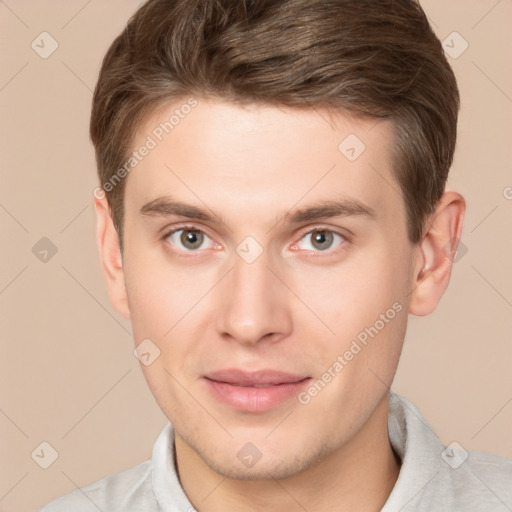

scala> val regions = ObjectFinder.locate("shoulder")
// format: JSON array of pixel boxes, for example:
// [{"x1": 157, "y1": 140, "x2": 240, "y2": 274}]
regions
[
  {"x1": 456, "y1": 448, "x2": 512, "y2": 500},
  {"x1": 386, "y1": 393, "x2": 512, "y2": 511},
  {"x1": 421, "y1": 447, "x2": 512, "y2": 511},
  {"x1": 35, "y1": 459, "x2": 155, "y2": 512}
]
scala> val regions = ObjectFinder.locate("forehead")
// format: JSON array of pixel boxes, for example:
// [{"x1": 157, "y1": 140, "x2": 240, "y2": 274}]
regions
[{"x1": 124, "y1": 97, "x2": 401, "y2": 228}]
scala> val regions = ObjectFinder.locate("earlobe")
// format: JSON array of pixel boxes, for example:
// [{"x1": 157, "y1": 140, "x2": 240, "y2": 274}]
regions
[
  {"x1": 94, "y1": 195, "x2": 131, "y2": 321},
  {"x1": 409, "y1": 191, "x2": 466, "y2": 316}
]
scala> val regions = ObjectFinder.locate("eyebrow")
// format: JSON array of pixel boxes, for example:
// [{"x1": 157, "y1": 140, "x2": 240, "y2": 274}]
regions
[{"x1": 139, "y1": 195, "x2": 377, "y2": 225}]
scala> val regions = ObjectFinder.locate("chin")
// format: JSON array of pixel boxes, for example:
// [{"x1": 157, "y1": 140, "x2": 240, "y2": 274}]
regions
[
  {"x1": 204, "y1": 456, "x2": 305, "y2": 481},
  {"x1": 197, "y1": 441, "x2": 333, "y2": 482}
]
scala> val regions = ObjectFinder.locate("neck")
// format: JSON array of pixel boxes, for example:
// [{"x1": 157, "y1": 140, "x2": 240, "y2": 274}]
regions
[{"x1": 175, "y1": 394, "x2": 401, "y2": 512}]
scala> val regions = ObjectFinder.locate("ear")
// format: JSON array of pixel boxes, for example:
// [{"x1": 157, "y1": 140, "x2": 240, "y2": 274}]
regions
[
  {"x1": 94, "y1": 195, "x2": 131, "y2": 320},
  {"x1": 409, "y1": 190, "x2": 466, "y2": 316}
]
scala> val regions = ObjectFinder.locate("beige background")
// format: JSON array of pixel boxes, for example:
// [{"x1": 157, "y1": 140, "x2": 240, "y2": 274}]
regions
[{"x1": 0, "y1": 1, "x2": 511, "y2": 511}]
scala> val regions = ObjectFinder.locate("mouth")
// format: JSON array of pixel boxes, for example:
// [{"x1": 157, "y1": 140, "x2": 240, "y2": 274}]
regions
[{"x1": 202, "y1": 369, "x2": 312, "y2": 412}]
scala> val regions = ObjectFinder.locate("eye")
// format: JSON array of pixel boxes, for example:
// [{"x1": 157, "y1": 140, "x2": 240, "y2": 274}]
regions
[
  {"x1": 164, "y1": 226, "x2": 218, "y2": 252},
  {"x1": 292, "y1": 228, "x2": 346, "y2": 253}
]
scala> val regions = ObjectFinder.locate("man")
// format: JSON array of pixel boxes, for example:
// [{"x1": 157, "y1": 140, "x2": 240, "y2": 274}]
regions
[{"x1": 38, "y1": 0, "x2": 512, "y2": 510}]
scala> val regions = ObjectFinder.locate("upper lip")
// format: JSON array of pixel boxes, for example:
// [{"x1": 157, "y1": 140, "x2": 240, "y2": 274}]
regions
[{"x1": 203, "y1": 369, "x2": 310, "y2": 387}]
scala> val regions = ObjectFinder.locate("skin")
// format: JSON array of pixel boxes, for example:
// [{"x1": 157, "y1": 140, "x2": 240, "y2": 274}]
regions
[{"x1": 94, "y1": 97, "x2": 465, "y2": 511}]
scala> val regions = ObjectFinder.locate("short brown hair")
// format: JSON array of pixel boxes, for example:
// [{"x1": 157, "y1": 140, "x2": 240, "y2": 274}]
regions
[{"x1": 90, "y1": 0, "x2": 459, "y2": 251}]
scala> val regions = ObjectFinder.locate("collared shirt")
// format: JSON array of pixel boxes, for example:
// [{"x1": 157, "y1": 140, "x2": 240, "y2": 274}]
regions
[{"x1": 37, "y1": 392, "x2": 512, "y2": 511}]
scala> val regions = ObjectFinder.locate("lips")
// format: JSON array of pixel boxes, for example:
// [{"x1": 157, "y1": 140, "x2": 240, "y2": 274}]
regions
[{"x1": 202, "y1": 369, "x2": 311, "y2": 412}]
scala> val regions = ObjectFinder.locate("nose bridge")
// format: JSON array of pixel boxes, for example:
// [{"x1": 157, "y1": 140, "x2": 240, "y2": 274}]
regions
[{"x1": 215, "y1": 246, "x2": 291, "y2": 345}]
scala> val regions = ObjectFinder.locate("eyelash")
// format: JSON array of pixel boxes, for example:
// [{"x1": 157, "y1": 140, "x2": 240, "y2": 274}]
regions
[{"x1": 161, "y1": 224, "x2": 349, "y2": 258}]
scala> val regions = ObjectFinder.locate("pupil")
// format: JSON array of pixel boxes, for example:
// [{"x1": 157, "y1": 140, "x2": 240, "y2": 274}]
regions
[
  {"x1": 182, "y1": 230, "x2": 203, "y2": 249},
  {"x1": 313, "y1": 230, "x2": 332, "y2": 250}
]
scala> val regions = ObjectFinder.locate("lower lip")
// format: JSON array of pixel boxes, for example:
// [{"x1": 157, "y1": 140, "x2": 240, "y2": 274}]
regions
[{"x1": 204, "y1": 378, "x2": 312, "y2": 412}]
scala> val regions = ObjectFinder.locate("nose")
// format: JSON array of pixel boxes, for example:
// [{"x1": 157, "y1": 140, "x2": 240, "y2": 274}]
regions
[{"x1": 215, "y1": 248, "x2": 293, "y2": 346}]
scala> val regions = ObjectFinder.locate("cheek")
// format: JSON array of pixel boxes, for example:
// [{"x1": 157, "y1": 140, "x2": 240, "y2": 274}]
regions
[
  {"x1": 305, "y1": 243, "x2": 409, "y2": 329},
  {"x1": 345, "y1": 247, "x2": 411, "y2": 378},
  {"x1": 125, "y1": 253, "x2": 207, "y2": 414},
  {"x1": 295, "y1": 239, "x2": 411, "y2": 378},
  {"x1": 123, "y1": 249, "x2": 220, "y2": 396},
  {"x1": 124, "y1": 226, "x2": 412, "y2": 366},
  {"x1": 123, "y1": 248, "x2": 212, "y2": 341}
]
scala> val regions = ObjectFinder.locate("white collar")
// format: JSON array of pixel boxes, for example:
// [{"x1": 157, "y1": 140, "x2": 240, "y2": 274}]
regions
[{"x1": 150, "y1": 392, "x2": 445, "y2": 511}]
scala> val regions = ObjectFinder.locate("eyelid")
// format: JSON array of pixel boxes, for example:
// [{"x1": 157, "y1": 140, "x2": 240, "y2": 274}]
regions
[
  {"x1": 162, "y1": 223, "x2": 349, "y2": 255},
  {"x1": 290, "y1": 225, "x2": 349, "y2": 254},
  {"x1": 294, "y1": 224, "x2": 350, "y2": 240},
  {"x1": 162, "y1": 224, "x2": 221, "y2": 254}
]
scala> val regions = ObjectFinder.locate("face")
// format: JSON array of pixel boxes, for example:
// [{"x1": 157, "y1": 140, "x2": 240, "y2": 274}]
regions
[{"x1": 117, "y1": 98, "x2": 418, "y2": 479}]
